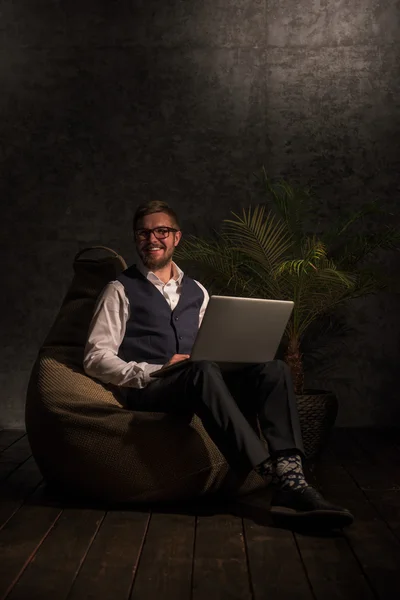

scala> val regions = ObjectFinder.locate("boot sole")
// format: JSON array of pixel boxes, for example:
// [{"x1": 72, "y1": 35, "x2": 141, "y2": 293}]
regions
[{"x1": 270, "y1": 506, "x2": 354, "y2": 529}]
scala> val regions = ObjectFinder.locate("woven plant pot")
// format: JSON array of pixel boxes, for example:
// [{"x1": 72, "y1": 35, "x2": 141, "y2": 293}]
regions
[{"x1": 296, "y1": 390, "x2": 338, "y2": 460}]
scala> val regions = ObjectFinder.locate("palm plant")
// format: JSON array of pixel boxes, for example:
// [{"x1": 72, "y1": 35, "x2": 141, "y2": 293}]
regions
[{"x1": 175, "y1": 169, "x2": 400, "y2": 394}]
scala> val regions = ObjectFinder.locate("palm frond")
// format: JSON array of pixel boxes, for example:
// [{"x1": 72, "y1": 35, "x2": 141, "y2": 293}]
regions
[
  {"x1": 257, "y1": 169, "x2": 315, "y2": 249},
  {"x1": 338, "y1": 269, "x2": 387, "y2": 300},
  {"x1": 324, "y1": 200, "x2": 383, "y2": 242},
  {"x1": 332, "y1": 227, "x2": 400, "y2": 268},
  {"x1": 223, "y1": 205, "x2": 293, "y2": 273},
  {"x1": 282, "y1": 265, "x2": 358, "y2": 339},
  {"x1": 275, "y1": 259, "x2": 315, "y2": 276},
  {"x1": 175, "y1": 236, "x2": 261, "y2": 297},
  {"x1": 275, "y1": 237, "x2": 326, "y2": 276},
  {"x1": 313, "y1": 264, "x2": 356, "y2": 288},
  {"x1": 301, "y1": 313, "x2": 355, "y2": 356},
  {"x1": 302, "y1": 236, "x2": 327, "y2": 261},
  {"x1": 276, "y1": 255, "x2": 355, "y2": 294}
]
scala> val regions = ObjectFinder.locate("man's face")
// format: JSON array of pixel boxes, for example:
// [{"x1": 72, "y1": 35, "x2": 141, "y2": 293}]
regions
[{"x1": 135, "y1": 212, "x2": 182, "y2": 270}]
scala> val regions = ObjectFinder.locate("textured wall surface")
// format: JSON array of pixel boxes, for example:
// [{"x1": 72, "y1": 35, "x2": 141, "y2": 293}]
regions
[{"x1": 1, "y1": 1, "x2": 399, "y2": 427}]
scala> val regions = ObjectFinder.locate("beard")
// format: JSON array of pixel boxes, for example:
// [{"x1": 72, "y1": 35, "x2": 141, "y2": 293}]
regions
[{"x1": 138, "y1": 244, "x2": 175, "y2": 270}]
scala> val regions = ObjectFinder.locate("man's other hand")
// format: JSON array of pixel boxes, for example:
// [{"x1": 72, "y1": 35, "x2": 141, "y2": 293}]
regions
[{"x1": 164, "y1": 354, "x2": 190, "y2": 368}]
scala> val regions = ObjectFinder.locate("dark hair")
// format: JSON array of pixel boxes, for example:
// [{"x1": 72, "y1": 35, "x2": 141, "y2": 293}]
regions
[{"x1": 133, "y1": 200, "x2": 180, "y2": 230}]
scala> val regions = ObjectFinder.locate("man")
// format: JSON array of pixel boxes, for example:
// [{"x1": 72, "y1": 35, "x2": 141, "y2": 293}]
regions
[{"x1": 84, "y1": 200, "x2": 354, "y2": 529}]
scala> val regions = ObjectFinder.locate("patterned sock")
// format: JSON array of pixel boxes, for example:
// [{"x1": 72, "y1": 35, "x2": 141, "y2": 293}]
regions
[
  {"x1": 274, "y1": 454, "x2": 308, "y2": 490},
  {"x1": 255, "y1": 457, "x2": 275, "y2": 480}
]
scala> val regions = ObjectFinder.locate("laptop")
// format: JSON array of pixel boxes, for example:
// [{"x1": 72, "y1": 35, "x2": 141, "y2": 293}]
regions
[{"x1": 150, "y1": 295, "x2": 294, "y2": 378}]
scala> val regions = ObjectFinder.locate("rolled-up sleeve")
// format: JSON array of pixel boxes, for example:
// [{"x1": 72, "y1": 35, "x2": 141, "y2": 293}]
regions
[{"x1": 83, "y1": 281, "x2": 161, "y2": 388}]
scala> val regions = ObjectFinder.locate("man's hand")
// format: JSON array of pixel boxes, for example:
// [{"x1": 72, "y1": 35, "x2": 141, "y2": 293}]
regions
[{"x1": 164, "y1": 354, "x2": 190, "y2": 368}]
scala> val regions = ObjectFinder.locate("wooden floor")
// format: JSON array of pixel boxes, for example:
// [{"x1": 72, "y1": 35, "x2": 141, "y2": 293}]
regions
[{"x1": 0, "y1": 429, "x2": 400, "y2": 600}]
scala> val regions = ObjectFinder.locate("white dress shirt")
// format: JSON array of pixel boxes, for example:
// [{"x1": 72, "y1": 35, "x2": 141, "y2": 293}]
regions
[{"x1": 83, "y1": 262, "x2": 209, "y2": 389}]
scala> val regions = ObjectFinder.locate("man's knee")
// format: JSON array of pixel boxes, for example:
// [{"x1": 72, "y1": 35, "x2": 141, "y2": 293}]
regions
[
  {"x1": 262, "y1": 358, "x2": 289, "y2": 380},
  {"x1": 274, "y1": 359, "x2": 288, "y2": 372},
  {"x1": 189, "y1": 360, "x2": 220, "y2": 375}
]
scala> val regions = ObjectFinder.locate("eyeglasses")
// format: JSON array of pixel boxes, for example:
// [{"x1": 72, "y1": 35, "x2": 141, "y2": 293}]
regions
[{"x1": 135, "y1": 227, "x2": 179, "y2": 241}]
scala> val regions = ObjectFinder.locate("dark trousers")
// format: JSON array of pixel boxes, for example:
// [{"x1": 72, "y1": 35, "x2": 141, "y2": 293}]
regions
[{"x1": 127, "y1": 359, "x2": 304, "y2": 476}]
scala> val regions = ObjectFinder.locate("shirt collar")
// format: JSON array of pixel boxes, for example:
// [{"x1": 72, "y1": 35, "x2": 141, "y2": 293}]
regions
[{"x1": 137, "y1": 261, "x2": 184, "y2": 285}]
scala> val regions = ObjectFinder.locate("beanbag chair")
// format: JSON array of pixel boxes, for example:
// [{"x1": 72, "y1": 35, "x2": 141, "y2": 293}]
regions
[{"x1": 25, "y1": 247, "x2": 267, "y2": 503}]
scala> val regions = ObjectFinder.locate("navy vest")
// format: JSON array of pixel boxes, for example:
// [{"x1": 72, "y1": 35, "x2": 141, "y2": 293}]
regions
[{"x1": 117, "y1": 265, "x2": 205, "y2": 365}]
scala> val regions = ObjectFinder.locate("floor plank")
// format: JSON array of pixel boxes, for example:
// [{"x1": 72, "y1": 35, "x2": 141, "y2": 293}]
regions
[
  {"x1": 192, "y1": 514, "x2": 251, "y2": 600},
  {"x1": 131, "y1": 512, "x2": 195, "y2": 600},
  {"x1": 331, "y1": 429, "x2": 398, "y2": 491},
  {"x1": 347, "y1": 429, "x2": 400, "y2": 543},
  {"x1": 317, "y1": 433, "x2": 400, "y2": 600},
  {"x1": 6, "y1": 509, "x2": 105, "y2": 600},
  {"x1": 345, "y1": 520, "x2": 400, "y2": 600},
  {"x1": 1, "y1": 428, "x2": 399, "y2": 600},
  {"x1": 351, "y1": 428, "x2": 400, "y2": 458},
  {"x1": 243, "y1": 516, "x2": 314, "y2": 600},
  {"x1": 0, "y1": 433, "x2": 26, "y2": 453},
  {"x1": 366, "y1": 489, "x2": 400, "y2": 541},
  {"x1": 0, "y1": 486, "x2": 62, "y2": 600},
  {"x1": 0, "y1": 457, "x2": 42, "y2": 528},
  {"x1": 295, "y1": 531, "x2": 374, "y2": 600},
  {"x1": 0, "y1": 437, "x2": 32, "y2": 483},
  {"x1": 350, "y1": 429, "x2": 400, "y2": 487},
  {"x1": 66, "y1": 510, "x2": 150, "y2": 600}
]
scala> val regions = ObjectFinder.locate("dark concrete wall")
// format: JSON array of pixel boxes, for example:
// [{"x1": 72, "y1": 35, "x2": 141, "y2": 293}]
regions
[{"x1": 1, "y1": 1, "x2": 399, "y2": 427}]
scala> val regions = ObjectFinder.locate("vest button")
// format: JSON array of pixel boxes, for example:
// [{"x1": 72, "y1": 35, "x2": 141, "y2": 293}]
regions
[
  {"x1": 175, "y1": 316, "x2": 179, "y2": 321},
  {"x1": 179, "y1": 336, "x2": 183, "y2": 340}
]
